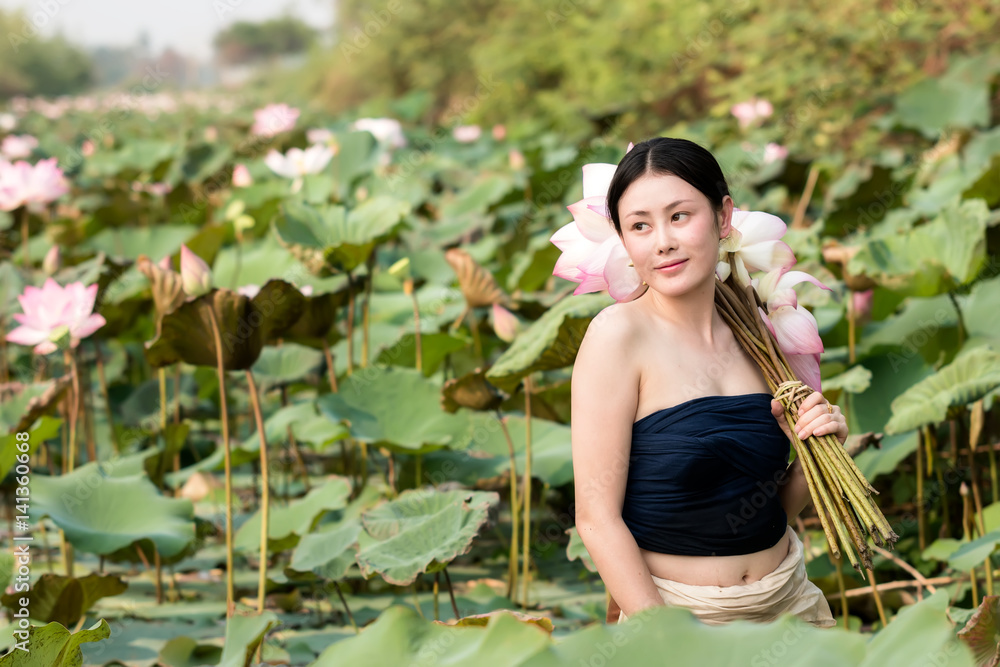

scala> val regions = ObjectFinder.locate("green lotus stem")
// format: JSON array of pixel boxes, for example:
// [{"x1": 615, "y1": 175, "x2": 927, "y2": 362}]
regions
[
  {"x1": 433, "y1": 571, "x2": 440, "y2": 621},
  {"x1": 521, "y1": 375, "x2": 533, "y2": 609},
  {"x1": 362, "y1": 254, "x2": 375, "y2": 368},
  {"x1": 321, "y1": 339, "x2": 339, "y2": 393},
  {"x1": 443, "y1": 566, "x2": 460, "y2": 619},
  {"x1": 159, "y1": 366, "x2": 168, "y2": 449},
  {"x1": 93, "y1": 342, "x2": 119, "y2": 453},
  {"x1": 64, "y1": 348, "x2": 80, "y2": 475},
  {"x1": 281, "y1": 385, "x2": 310, "y2": 493},
  {"x1": 917, "y1": 428, "x2": 926, "y2": 551},
  {"x1": 18, "y1": 206, "x2": 29, "y2": 267},
  {"x1": 867, "y1": 567, "x2": 889, "y2": 626},
  {"x1": 831, "y1": 551, "x2": 849, "y2": 628},
  {"x1": 408, "y1": 281, "x2": 422, "y2": 373},
  {"x1": 986, "y1": 557, "x2": 995, "y2": 597},
  {"x1": 345, "y1": 272, "x2": 356, "y2": 377},
  {"x1": 333, "y1": 581, "x2": 358, "y2": 634},
  {"x1": 359, "y1": 440, "x2": 368, "y2": 491},
  {"x1": 412, "y1": 580, "x2": 425, "y2": 619},
  {"x1": 812, "y1": 440, "x2": 873, "y2": 565},
  {"x1": 847, "y1": 288, "x2": 856, "y2": 365},
  {"x1": 414, "y1": 452, "x2": 421, "y2": 487},
  {"x1": 990, "y1": 446, "x2": 998, "y2": 505},
  {"x1": 154, "y1": 545, "x2": 163, "y2": 605},
  {"x1": 0, "y1": 316, "x2": 8, "y2": 385},
  {"x1": 246, "y1": 369, "x2": 271, "y2": 614},
  {"x1": 497, "y1": 411, "x2": 519, "y2": 600},
  {"x1": 468, "y1": 310, "x2": 483, "y2": 363},
  {"x1": 205, "y1": 303, "x2": 235, "y2": 618}
]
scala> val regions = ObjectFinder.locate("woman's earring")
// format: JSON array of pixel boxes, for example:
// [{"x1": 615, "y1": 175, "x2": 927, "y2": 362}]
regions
[{"x1": 627, "y1": 259, "x2": 634, "y2": 267}]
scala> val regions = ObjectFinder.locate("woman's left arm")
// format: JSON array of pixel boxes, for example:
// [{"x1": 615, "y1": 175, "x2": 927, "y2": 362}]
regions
[{"x1": 770, "y1": 391, "x2": 849, "y2": 524}]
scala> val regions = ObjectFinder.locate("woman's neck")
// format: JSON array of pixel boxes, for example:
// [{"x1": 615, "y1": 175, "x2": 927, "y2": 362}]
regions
[{"x1": 639, "y1": 279, "x2": 722, "y2": 347}]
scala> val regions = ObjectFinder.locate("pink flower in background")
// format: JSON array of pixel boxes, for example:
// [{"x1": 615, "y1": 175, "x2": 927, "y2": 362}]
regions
[
  {"x1": 0, "y1": 157, "x2": 70, "y2": 211},
  {"x1": 730, "y1": 98, "x2": 774, "y2": 128},
  {"x1": 180, "y1": 245, "x2": 212, "y2": 298},
  {"x1": 6, "y1": 278, "x2": 106, "y2": 355},
  {"x1": 491, "y1": 124, "x2": 506, "y2": 141},
  {"x1": 250, "y1": 103, "x2": 299, "y2": 137},
  {"x1": 508, "y1": 149, "x2": 525, "y2": 170},
  {"x1": 762, "y1": 143, "x2": 788, "y2": 164},
  {"x1": 131, "y1": 181, "x2": 172, "y2": 196},
  {"x1": 491, "y1": 304, "x2": 523, "y2": 342},
  {"x1": 453, "y1": 125, "x2": 482, "y2": 143},
  {"x1": 1, "y1": 135, "x2": 38, "y2": 160},
  {"x1": 715, "y1": 209, "x2": 796, "y2": 288},
  {"x1": 232, "y1": 164, "x2": 253, "y2": 188},
  {"x1": 81, "y1": 140, "x2": 95, "y2": 157},
  {"x1": 307, "y1": 128, "x2": 334, "y2": 145},
  {"x1": 852, "y1": 289, "x2": 874, "y2": 323}
]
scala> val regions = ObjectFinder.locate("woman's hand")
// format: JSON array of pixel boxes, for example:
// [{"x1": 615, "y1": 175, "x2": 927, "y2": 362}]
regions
[{"x1": 770, "y1": 391, "x2": 848, "y2": 445}]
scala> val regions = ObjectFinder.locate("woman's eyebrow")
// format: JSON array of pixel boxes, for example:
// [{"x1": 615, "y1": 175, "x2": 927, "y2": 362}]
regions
[{"x1": 625, "y1": 199, "x2": 693, "y2": 218}]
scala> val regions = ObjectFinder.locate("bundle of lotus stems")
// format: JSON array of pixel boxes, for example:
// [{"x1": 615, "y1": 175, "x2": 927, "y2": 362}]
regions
[{"x1": 714, "y1": 255, "x2": 899, "y2": 574}]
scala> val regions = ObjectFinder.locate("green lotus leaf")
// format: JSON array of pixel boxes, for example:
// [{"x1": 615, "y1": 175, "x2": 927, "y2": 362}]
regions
[
  {"x1": 251, "y1": 343, "x2": 324, "y2": 387},
  {"x1": 847, "y1": 199, "x2": 990, "y2": 296},
  {"x1": 356, "y1": 488, "x2": 499, "y2": 585},
  {"x1": 892, "y1": 57, "x2": 994, "y2": 138},
  {"x1": 922, "y1": 538, "x2": 965, "y2": 563},
  {"x1": 217, "y1": 611, "x2": 280, "y2": 667},
  {"x1": 565, "y1": 526, "x2": 596, "y2": 573},
  {"x1": 315, "y1": 366, "x2": 472, "y2": 454},
  {"x1": 886, "y1": 346, "x2": 1000, "y2": 434},
  {"x1": 0, "y1": 416, "x2": 58, "y2": 478},
  {"x1": 144, "y1": 280, "x2": 305, "y2": 370},
  {"x1": 375, "y1": 332, "x2": 468, "y2": 376},
  {"x1": 949, "y1": 530, "x2": 1000, "y2": 572},
  {"x1": 330, "y1": 130, "x2": 378, "y2": 200},
  {"x1": 822, "y1": 365, "x2": 872, "y2": 394},
  {"x1": 281, "y1": 292, "x2": 346, "y2": 347},
  {"x1": 80, "y1": 225, "x2": 196, "y2": 263},
  {"x1": 174, "y1": 142, "x2": 232, "y2": 184},
  {"x1": 211, "y1": 235, "x2": 347, "y2": 294},
  {"x1": 27, "y1": 463, "x2": 196, "y2": 558},
  {"x1": 240, "y1": 401, "x2": 348, "y2": 453},
  {"x1": 273, "y1": 197, "x2": 410, "y2": 274},
  {"x1": 234, "y1": 477, "x2": 351, "y2": 554},
  {"x1": 158, "y1": 636, "x2": 223, "y2": 667},
  {"x1": 486, "y1": 293, "x2": 611, "y2": 392},
  {"x1": 85, "y1": 139, "x2": 176, "y2": 176},
  {"x1": 0, "y1": 573, "x2": 127, "y2": 626},
  {"x1": 0, "y1": 619, "x2": 110, "y2": 667},
  {"x1": 285, "y1": 517, "x2": 362, "y2": 581}
]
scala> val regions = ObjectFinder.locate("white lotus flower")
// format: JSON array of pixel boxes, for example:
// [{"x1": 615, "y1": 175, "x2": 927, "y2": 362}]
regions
[{"x1": 715, "y1": 209, "x2": 796, "y2": 288}]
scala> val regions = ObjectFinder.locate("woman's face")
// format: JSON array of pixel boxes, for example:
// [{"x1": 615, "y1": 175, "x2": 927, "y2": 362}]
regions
[{"x1": 617, "y1": 172, "x2": 733, "y2": 297}]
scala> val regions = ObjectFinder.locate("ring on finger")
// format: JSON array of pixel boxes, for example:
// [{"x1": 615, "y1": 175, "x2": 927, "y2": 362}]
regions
[{"x1": 827, "y1": 403, "x2": 833, "y2": 414}]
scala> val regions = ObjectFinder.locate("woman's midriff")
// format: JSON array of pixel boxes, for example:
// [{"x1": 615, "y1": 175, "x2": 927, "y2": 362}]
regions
[{"x1": 638, "y1": 530, "x2": 790, "y2": 587}]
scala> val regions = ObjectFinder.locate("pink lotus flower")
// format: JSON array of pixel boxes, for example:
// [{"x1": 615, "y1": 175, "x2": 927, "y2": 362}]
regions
[
  {"x1": 232, "y1": 164, "x2": 253, "y2": 188},
  {"x1": 550, "y1": 161, "x2": 647, "y2": 302},
  {"x1": 1, "y1": 135, "x2": 38, "y2": 160},
  {"x1": 0, "y1": 157, "x2": 70, "y2": 212},
  {"x1": 6, "y1": 278, "x2": 106, "y2": 355},
  {"x1": 755, "y1": 267, "x2": 831, "y2": 391},
  {"x1": 491, "y1": 124, "x2": 506, "y2": 141},
  {"x1": 250, "y1": 103, "x2": 299, "y2": 137},
  {"x1": 306, "y1": 128, "x2": 335, "y2": 145},
  {"x1": 508, "y1": 149, "x2": 525, "y2": 170},
  {"x1": 852, "y1": 289, "x2": 874, "y2": 323},
  {"x1": 762, "y1": 143, "x2": 788, "y2": 164},
  {"x1": 491, "y1": 304, "x2": 523, "y2": 342},
  {"x1": 730, "y1": 98, "x2": 773, "y2": 129},
  {"x1": 716, "y1": 209, "x2": 796, "y2": 288},
  {"x1": 180, "y1": 245, "x2": 212, "y2": 298},
  {"x1": 453, "y1": 125, "x2": 482, "y2": 143}
]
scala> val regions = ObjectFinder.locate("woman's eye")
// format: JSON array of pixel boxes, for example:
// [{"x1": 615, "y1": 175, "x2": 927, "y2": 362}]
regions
[
  {"x1": 672, "y1": 212, "x2": 689, "y2": 222},
  {"x1": 632, "y1": 222, "x2": 647, "y2": 230}
]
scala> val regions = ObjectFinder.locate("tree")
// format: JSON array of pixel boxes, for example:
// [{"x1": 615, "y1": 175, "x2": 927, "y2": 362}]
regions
[{"x1": 213, "y1": 16, "x2": 318, "y2": 66}]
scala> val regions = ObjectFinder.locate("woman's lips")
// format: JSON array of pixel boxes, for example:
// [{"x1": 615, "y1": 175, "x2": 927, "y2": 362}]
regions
[{"x1": 655, "y1": 259, "x2": 687, "y2": 273}]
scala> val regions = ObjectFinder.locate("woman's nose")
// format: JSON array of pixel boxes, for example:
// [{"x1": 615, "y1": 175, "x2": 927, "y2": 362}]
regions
[{"x1": 654, "y1": 223, "x2": 676, "y2": 252}]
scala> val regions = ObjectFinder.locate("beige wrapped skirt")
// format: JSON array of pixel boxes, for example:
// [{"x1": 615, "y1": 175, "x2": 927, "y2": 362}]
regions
[{"x1": 617, "y1": 526, "x2": 836, "y2": 627}]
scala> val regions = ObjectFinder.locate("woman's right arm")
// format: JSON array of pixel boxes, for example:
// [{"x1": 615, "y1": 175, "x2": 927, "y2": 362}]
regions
[{"x1": 570, "y1": 307, "x2": 665, "y2": 619}]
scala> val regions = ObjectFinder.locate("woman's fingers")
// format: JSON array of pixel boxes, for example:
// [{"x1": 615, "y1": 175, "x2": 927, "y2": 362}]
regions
[{"x1": 795, "y1": 400, "x2": 848, "y2": 444}]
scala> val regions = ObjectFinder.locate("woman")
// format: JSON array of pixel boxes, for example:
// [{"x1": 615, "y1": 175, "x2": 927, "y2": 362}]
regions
[{"x1": 570, "y1": 138, "x2": 838, "y2": 627}]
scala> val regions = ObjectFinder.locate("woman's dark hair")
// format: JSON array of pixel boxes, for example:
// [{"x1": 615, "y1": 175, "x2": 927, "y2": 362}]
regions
[{"x1": 606, "y1": 137, "x2": 730, "y2": 236}]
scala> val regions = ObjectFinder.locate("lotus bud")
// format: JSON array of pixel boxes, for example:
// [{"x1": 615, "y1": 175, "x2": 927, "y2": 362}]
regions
[
  {"x1": 388, "y1": 257, "x2": 410, "y2": 278},
  {"x1": 43, "y1": 245, "x2": 61, "y2": 275},
  {"x1": 157, "y1": 255, "x2": 173, "y2": 271},
  {"x1": 232, "y1": 164, "x2": 252, "y2": 188},
  {"x1": 180, "y1": 244, "x2": 212, "y2": 297},
  {"x1": 508, "y1": 149, "x2": 525, "y2": 170},
  {"x1": 492, "y1": 124, "x2": 506, "y2": 141},
  {"x1": 626, "y1": 142, "x2": 634, "y2": 153},
  {"x1": 491, "y1": 304, "x2": 522, "y2": 343}
]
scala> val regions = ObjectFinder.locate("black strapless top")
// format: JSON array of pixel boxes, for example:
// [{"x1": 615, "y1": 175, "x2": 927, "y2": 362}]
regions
[{"x1": 621, "y1": 393, "x2": 790, "y2": 556}]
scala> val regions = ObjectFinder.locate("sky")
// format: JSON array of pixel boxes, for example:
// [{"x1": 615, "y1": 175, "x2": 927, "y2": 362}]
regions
[{"x1": 0, "y1": 0, "x2": 334, "y2": 60}]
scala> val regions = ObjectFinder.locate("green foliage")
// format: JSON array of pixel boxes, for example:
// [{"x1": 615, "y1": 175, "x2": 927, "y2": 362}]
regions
[
  {"x1": 214, "y1": 16, "x2": 317, "y2": 66},
  {"x1": 0, "y1": 9, "x2": 92, "y2": 99}
]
